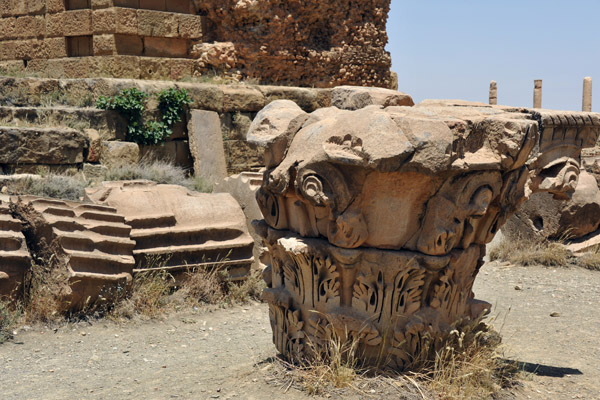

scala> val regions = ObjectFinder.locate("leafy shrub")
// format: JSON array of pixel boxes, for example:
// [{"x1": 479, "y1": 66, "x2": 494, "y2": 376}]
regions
[
  {"x1": 97, "y1": 87, "x2": 191, "y2": 146},
  {"x1": 157, "y1": 87, "x2": 192, "y2": 127}
]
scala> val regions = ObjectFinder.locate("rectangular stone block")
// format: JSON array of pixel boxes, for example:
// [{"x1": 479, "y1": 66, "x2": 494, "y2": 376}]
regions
[
  {"x1": 46, "y1": 37, "x2": 68, "y2": 58},
  {"x1": 115, "y1": 7, "x2": 137, "y2": 35},
  {"x1": 143, "y1": 37, "x2": 187, "y2": 58},
  {"x1": 63, "y1": 10, "x2": 93, "y2": 36},
  {"x1": 139, "y1": 57, "x2": 169, "y2": 79},
  {"x1": 93, "y1": 34, "x2": 116, "y2": 55},
  {"x1": 139, "y1": 0, "x2": 165, "y2": 11},
  {"x1": 15, "y1": 15, "x2": 46, "y2": 39},
  {"x1": 67, "y1": 36, "x2": 93, "y2": 56},
  {"x1": 167, "y1": 0, "x2": 192, "y2": 13},
  {"x1": 0, "y1": 41, "x2": 15, "y2": 61},
  {"x1": 114, "y1": 0, "x2": 139, "y2": 7},
  {"x1": 92, "y1": 8, "x2": 116, "y2": 33},
  {"x1": 107, "y1": 55, "x2": 141, "y2": 79},
  {"x1": 168, "y1": 58, "x2": 193, "y2": 80},
  {"x1": 66, "y1": 0, "x2": 91, "y2": 10},
  {"x1": 26, "y1": 0, "x2": 46, "y2": 15},
  {"x1": 0, "y1": 17, "x2": 16, "y2": 40},
  {"x1": 91, "y1": 0, "x2": 113, "y2": 9},
  {"x1": 0, "y1": 126, "x2": 87, "y2": 164},
  {"x1": 178, "y1": 14, "x2": 202, "y2": 39},
  {"x1": 45, "y1": 12, "x2": 64, "y2": 36},
  {"x1": 46, "y1": 0, "x2": 67, "y2": 13},
  {"x1": 114, "y1": 34, "x2": 143, "y2": 55},
  {"x1": 188, "y1": 110, "x2": 228, "y2": 184},
  {"x1": 137, "y1": 9, "x2": 178, "y2": 37}
]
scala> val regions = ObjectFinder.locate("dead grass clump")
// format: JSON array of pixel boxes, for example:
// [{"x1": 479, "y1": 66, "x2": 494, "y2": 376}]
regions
[
  {"x1": 489, "y1": 235, "x2": 570, "y2": 267},
  {"x1": 22, "y1": 257, "x2": 71, "y2": 323},
  {"x1": 111, "y1": 253, "x2": 265, "y2": 319},
  {"x1": 0, "y1": 300, "x2": 22, "y2": 344},
  {"x1": 411, "y1": 319, "x2": 518, "y2": 399},
  {"x1": 4, "y1": 174, "x2": 88, "y2": 201},
  {"x1": 271, "y1": 317, "x2": 518, "y2": 399},
  {"x1": 102, "y1": 160, "x2": 212, "y2": 193},
  {"x1": 111, "y1": 269, "x2": 175, "y2": 319},
  {"x1": 576, "y1": 250, "x2": 600, "y2": 271}
]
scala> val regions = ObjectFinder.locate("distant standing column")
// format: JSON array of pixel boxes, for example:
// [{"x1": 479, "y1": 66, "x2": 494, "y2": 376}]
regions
[
  {"x1": 583, "y1": 77, "x2": 592, "y2": 112},
  {"x1": 533, "y1": 79, "x2": 542, "y2": 108},
  {"x1": 489, "y1": 80, "x2": 497, "y2": 105}
]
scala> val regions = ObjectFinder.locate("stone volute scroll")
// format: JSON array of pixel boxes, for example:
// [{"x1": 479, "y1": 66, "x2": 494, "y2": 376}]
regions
[{"x1": 248, "y1": 97, "x2": 600, "y2": 369}]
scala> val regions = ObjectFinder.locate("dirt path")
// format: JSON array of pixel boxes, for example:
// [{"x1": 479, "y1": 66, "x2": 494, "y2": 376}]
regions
[{"x1": 1, "y1": 262, "x2": 599, "y2": 400}]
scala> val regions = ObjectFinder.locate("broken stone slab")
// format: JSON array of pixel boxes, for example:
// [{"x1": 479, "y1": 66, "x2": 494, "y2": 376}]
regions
[
  {"x1": 331, "y1": 86, "x2": 414, "y2": 110},
  {"x1": 100, "y1": 140, "x2": 140, "y2": 167},
  {"x1": 0, "y1": 126, "x2": 88, "y2": 165},
  {"x1": 11, "y1": 196, "x2": 136, "y2": 311},
  {"x1": 214, "y1": 172, "x2": 264, "y2": 267},
  {"x1": 249, "y1": 100, "x2": 600, "y2": 369},
  {"x1": 503, "y1": 170, "x2": 600, "y2": 241},
  {"x1": 0, "y1": 199, "x2": 31, "y2": 300},
  {"x1": 187, "y1": 110, "x2": 228, "y2": 184},
  {"x1": 85, "y1": 180, "x2": 255, "y2": 280}
]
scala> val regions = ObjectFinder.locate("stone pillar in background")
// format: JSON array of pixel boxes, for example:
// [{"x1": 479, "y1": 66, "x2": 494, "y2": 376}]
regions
[
  {"x1": 489, "y1": 80, "x2": 497, "y2": 105},
  {"x1": 534, "y1": 79, "x2": 543, "y2": 108},
  {"x1": 583, "y1": 77, "x2": 592, "y2": 112}
]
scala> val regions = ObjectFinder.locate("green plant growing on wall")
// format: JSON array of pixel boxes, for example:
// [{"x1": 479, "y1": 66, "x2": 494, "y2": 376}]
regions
[{"x1": 97, "y1": 87, "x2": 192, "y2": 146}]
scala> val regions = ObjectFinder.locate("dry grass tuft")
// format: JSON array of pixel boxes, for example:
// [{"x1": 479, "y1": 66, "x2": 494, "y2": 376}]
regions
[
  {"x1": 4, "y1": 174, "x2": 88, "y2": 201},
  {"x1": 576, "y1": 249, "x2": 600, "y2": 271},
  {"x1": 22, "y1": 255, "x2": 72, "y2": 323},
  {"x1": 489, "y1": 235, "x2": 570, "y2": 267},
  {"x1": 411, "y1": 319, "x2": 518, "y2": 399},
  {"x1": 0, "y1": 300, "x2": 22, "y2": 344},
  {"x1": 270, "y1": 317, "x2": 519, "y2": 399},
  {"x1": 102, "y1": 159, "x2": 212, "y2": 193},
  {"x1": 111, "y1": 255, "x2": 265, "y2": 320}
]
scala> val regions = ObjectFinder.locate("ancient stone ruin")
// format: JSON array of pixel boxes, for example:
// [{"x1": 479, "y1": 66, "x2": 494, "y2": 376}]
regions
[
  {"x1": 249, "y1": 99, "x2": 599, "y2": 368},
  {"x1": 12, "y1": 196, "x2": 136, "y2": 310},
  {"x1": 0, "y1": 0, "x2": 393, "y2": 87},
  {"x1": 86, "y1": 180, "x2": 255, "y2": 280}
]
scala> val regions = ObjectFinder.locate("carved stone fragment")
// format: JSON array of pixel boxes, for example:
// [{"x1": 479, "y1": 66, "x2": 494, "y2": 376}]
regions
[{"x1": 249, "y1": 99, "x2": 600, "y2": 369}]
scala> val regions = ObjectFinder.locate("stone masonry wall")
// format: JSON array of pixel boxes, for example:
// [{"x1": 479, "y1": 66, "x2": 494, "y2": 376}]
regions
[{"x1": 0, "y1": 0, "x2": 393, "y2": 88}]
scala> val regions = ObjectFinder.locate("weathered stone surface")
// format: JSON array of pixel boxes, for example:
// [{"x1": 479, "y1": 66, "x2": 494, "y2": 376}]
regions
[
  {"x1": 246, "y1": 100, "x2": 308, "y2": 169},
  {"x1": 139, "y1": 141, "x2": 193, "y2": 170},
  {"x1": 194, "y1": 0, "x2": 393, "y2": 88},
  {"x1": 11, "y1": 196, "x2": 136, "y2": 310},
  {"x1": 214, "y1": 172, "x2": 263, "y2": 224},
  {"x1": 100, "y1": 140, "x2": 140, "y2": 166},
  {"x1": 214, "y1": 171, "x2": 264, "y2": 266},
  {"x1": 503, "y1": 170, "x2": 600, "y2": 241},
  {"x1": 249, "y1": 100, "x2": 600, "y2": 369},
  {"x1": 331, "y1": 86, "x2": 414, "y2": 110},
  {"x1": 0, "y1": 126, "x2": 88, "y2": 165},
  {"x1": 0, "y1": 199, "x2": 30, "y2": 299},
  {"x1": 187, "y1": 110, "x2": 228, "y2": 184},
  {"x1": 86, "y1": 181, "x2": 255, "y2": 280}
]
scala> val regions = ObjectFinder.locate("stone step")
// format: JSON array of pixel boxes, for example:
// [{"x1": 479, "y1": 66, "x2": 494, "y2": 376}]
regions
[
  {"x1": 0, "y1": 106, "x2": 126, "y2": 140},
  {"x1": 132, "y1": 239, "x2": 255, "y2": 268},
  {"x1": 0, "y1": 125, "x2": 88, "y2": 167},
  {"x1": 12, "y1": 196, "x2": 135, "y2": 310},
  {"x1": 0, "y1": 201, "x2": 30, "y2": 299},
  {"x1": 126, "y1": 213, "x2": 177, "y2": 230},
  {"x1": 130, "y1": 225, "x2": 248, "y2": 250},
  {"x1": 67, "y1": 250, "x2": 135, "y2": 275},
  {"x1": 57, "y1": 231, "x2": 135, "y2": 256}
]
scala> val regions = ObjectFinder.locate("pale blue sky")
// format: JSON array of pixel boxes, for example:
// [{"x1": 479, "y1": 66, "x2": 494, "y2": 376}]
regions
[{"x1": 387, "y1": 0, "x2": 598, "y2": 111}]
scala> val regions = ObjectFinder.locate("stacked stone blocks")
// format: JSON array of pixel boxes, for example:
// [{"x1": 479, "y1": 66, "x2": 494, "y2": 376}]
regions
[{"x1": 0, "y1": 0, "x2": 204, "y2": 79}]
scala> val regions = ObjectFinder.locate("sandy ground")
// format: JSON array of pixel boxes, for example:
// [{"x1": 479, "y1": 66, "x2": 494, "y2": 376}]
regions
[{"x1": 1, "y1": 262, "x2": 599, "y2": 400}]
